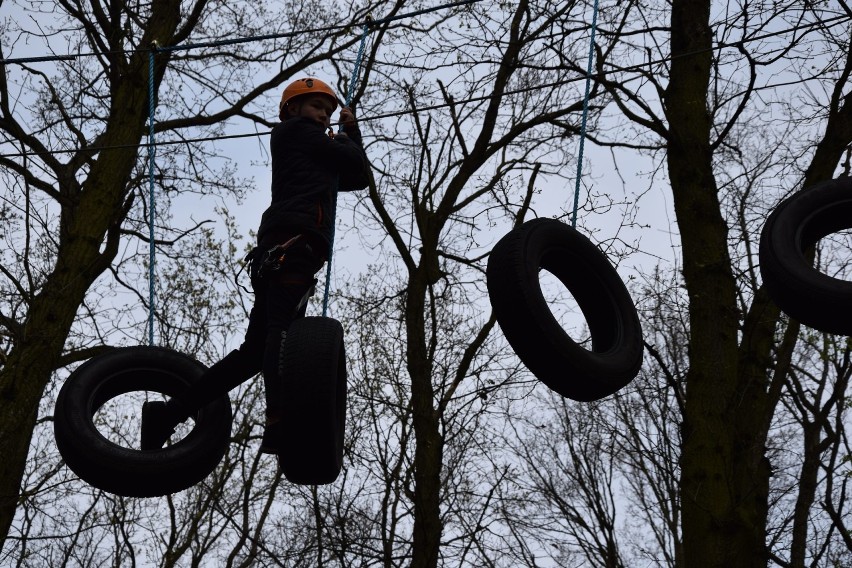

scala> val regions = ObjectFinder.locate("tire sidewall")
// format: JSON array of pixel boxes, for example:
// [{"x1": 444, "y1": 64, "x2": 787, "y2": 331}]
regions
[
  {"x1": 54, "y1": 346, "x2": 232, "y2": 497},
  {"x1": 759, "y1": 178, "x2": 852, "y2": 335},
  {"x1": 487, "y1": 218, "x2": 643, "y2": 401},
  {"x1": 279, "y1": 317, "x2": 346, "y2": 485}
]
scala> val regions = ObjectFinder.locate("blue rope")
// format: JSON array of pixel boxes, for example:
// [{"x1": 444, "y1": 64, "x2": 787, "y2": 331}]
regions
[
  {"x1": 147, "y1": 46, "x2": 157, "y2": 345},
  {"x1": 321, "y1": 19, "x2": 372, "y2": 317},
  {"x1": 345, "y1": 19, "x2": 372, "y2": 105},
  {"x1": 571, "y1": 0, "x2": 599, "y2": 228}
]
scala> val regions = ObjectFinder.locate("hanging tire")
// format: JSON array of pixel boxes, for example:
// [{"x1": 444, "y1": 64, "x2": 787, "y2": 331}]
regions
[
  {"x1": 53, "y1": 346, "x2": 232, "y2": 497},
  {"x1": 759, "y1": 177, "x2": 852, "y2": 335},
  {"x1": 486, "y1": 218, "x2": 643, "y2": 401},
  {"x1": 278, "y1": 316, "x2": 347, "y2": 485}
]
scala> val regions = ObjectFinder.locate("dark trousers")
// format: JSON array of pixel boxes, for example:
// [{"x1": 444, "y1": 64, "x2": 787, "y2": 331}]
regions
[{"x1": 175, "y1": 238, "x2": 325, "y2": 419}]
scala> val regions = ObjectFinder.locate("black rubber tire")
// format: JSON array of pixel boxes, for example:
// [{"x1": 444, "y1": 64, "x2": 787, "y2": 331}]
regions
[
  {"x1": 486, "y1": 218, "x2": 643, "y2": 401},
  {"x1": 53, "y1": 346, "x2": 232, "y2": 497},
  {"x1": 278, "y1": 316, "x2": 347, "y2": 485},
  {"x1": 759, "y1": 177, "x2": 852, "y2": 335}
]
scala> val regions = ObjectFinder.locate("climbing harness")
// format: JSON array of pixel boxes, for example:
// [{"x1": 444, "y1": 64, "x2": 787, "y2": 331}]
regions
[{"x1": 251, "y1": 234, "x2": 307, "y2": 279}]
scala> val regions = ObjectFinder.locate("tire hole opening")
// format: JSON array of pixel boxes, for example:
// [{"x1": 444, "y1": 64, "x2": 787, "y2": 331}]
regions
[
  {"x1": 818, "y1": 228, "x2": 852, "y2": 281},
  {"x1": 539, "y1": 267, "x2": 591, "y2": 347},
  {"x1": 93, "y1": 391, "x2": 196, "y2": 448}
]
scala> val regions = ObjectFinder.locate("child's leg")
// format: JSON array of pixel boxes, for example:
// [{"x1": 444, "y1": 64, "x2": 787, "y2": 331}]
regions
[
  {"x1": 258, "y1": 246, "x2": 324, "y2": 452},
  {"x1": 170, "y1": 295, "x2": 268, "y2": 413},
  {"x1": 260, "y1": 276, "x2": 319, "y2": 419},
  {"x1": 143, "y1": 240, "x2": 323, "y2": 451},
  {"x1": 141, "y1": 279, "x2": 268, "y2": 450}
]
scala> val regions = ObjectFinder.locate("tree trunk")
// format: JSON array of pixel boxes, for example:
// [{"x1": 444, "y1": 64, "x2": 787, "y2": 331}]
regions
[
  {"x1": 406, "y1": 264, "x2": 443, "y2": 568},
  {"x1": 668, "y1": 0, "x2": 852, "y2": 564},
  {"x1": 0, "y1": 2, "x2": 181, "y2": 542},
  {"x1": 665, "y1": 0, "x2": 770, "y2": 564}
]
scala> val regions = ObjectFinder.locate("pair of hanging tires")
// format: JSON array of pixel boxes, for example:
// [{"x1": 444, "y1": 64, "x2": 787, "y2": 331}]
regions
[
  {"x1": 759, "y1": 177, "x2": 852, "y2": 336},
  {"x1": 53, "y1": 318, "x2": 347, "y2": 496},
  {"x1": 486, "y1": 218, "x2": 644, "y2": 401}
]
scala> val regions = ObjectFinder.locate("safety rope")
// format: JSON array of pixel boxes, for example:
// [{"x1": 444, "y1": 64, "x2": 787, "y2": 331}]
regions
[
  {"x1": 321, "y1": 18, "x2": 372, "y2": 317},
  {"x1": 147, "y1": 45, "x2": 157, "y2": 345},
  {"x1": 3, "y1": 14, "x2": 847, "y2": 161},
  {"x1": 571, "y1": 0, "x2": 599, "y2": 228}
]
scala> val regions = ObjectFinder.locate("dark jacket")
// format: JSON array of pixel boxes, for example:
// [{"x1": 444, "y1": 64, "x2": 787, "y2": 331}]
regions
[{"x1": 257, "y1": 116, "x2": 370, "y2": 250}]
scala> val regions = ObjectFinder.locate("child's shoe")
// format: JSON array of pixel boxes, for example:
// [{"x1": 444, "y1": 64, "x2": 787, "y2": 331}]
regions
[
  {"x1": 259, "y1": 420, "x2": 284, "y2": 454},
  {"x1": 140, "y1": 400, "x2": 182, "y2": 450}
]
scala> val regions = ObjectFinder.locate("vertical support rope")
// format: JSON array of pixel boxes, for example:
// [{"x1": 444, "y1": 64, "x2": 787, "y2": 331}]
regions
[
  {"x1": 345, "y1": 18, "x2": 372, "y2": 106},
  {"x1": 571, "y1": 0, "x2": 599, "y2": 228},
  {"x1": 147, "y1": 45, "x2": 157, "y2": 345},
  {"x1": 321, "y1": 18, "x2": 372, "y2": 317}
]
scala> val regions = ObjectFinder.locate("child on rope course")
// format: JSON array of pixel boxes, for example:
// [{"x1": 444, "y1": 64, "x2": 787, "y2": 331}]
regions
[{"x1": 141, "y1": 77, "x2": 370, "y2": 454}]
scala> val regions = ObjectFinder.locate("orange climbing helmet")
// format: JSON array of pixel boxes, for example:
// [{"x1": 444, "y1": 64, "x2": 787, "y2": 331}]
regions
[{"x1": 279, "y1": 77, "x2": 340, "y2": 119}]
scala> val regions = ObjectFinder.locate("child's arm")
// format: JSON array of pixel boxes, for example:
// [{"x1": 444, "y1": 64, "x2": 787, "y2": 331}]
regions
[
  {"x1": 291, "y1": 117, "x2": 365, "y2": 173},
  {"x1": 339, "y1": 107, "x2": 357, "y2": 133},
  {"x1": 335, "y1": 107, "x2": 370, "y2": 191},
  {"x1": 333, "y1": 107, "x2": 363, "y2": 146}
]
